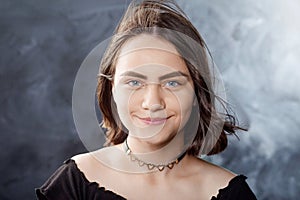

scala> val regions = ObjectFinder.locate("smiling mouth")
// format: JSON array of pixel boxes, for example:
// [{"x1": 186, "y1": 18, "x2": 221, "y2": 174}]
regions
[{"x1": 137, "y1": 116, "x2": 171, "y2": 125}]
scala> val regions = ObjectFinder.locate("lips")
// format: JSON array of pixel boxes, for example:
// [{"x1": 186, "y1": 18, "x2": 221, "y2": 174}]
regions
[{"x1": 136, "y1": 116, "x2": 171, "y2": 125}]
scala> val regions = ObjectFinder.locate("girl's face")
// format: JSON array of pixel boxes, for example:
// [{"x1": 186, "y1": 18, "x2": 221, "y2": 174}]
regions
[{"x1": 112, "y1": 34, "x2": 196, "y2": 147}]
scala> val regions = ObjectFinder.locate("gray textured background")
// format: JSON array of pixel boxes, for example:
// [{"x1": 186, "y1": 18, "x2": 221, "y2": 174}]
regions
[{"x1": 1, "y1": 0, "x2": 300, "y2": 199}]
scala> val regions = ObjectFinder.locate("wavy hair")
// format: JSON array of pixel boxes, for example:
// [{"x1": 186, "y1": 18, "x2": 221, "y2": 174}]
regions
[{"x1": 96, "y1": 0, "x2": 246, "y2": 156}]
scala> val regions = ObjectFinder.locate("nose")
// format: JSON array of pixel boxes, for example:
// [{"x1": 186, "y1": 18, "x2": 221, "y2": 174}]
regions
[{"x1": 141, "y1": 84, "x2": 165, "y2": 111}]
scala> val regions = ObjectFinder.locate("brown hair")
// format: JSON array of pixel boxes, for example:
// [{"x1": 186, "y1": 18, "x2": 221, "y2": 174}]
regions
[{"x1": 96, "y1": 0, "x2": 245, "y2": 156}]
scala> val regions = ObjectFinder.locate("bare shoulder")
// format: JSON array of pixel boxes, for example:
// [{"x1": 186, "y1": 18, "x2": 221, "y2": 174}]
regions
[
  {"x1": 71, "y1": 152, "x2": 98, "y2": 169},
  {"x1": 72, "y1": 144, "x2": 123, "y2": 165},
  {"x1": 186, "y1": 156, "x2": 237, "y2": 197},
  {"x1": 188, "y1": 156, "x2": 235, "y2": 176},
  {"x1": 71, "y1": 145, "x2": 124, "y2": 183},
  {"x1": 71, "y1": 151, "x2": 105, "y2": 177}
]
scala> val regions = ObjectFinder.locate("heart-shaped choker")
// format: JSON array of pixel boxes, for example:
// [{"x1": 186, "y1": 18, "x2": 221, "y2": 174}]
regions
[{"x1": 123, "y1": 139, "x2": 187, "y2": 171}]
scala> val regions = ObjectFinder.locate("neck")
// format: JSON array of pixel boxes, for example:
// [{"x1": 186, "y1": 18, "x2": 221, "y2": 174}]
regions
[{"x1": 126, "y1": 131, "x2": 186, "y2": 166}]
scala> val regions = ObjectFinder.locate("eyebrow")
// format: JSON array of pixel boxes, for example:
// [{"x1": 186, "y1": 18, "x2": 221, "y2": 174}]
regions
[
  {"x1": 158, "y1": 71, "x2": 189, "y2": 81},
  {"x1": 120, "y1": 71, "x2": 189, "y2": 81},
  {"x1": 120, "y1": 71, "x2": 147, "y2": 79}
]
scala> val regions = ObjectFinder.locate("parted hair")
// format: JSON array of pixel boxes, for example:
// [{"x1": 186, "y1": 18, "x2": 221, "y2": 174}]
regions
[{"x1": 96, "y1": 0, "x2": 245, "y2": 156}]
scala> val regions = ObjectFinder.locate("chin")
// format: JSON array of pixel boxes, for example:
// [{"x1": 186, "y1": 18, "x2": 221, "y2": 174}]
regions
[{"x1": 139, "y1": 130, "x2": 178, "y2": 148}]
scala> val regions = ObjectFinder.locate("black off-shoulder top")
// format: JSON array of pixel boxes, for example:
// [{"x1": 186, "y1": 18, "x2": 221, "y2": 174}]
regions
[{"x1": 35, "y1": 159, "x2": 257, "y2": 200}]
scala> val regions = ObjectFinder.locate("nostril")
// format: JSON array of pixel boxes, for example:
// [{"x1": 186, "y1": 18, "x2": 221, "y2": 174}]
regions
[
  {"x1": 149, "y1": 104, "x2": 164, "y2": 111},
  {"x1": 142, "y1": 101, "x2": 165, "y2": 111}
]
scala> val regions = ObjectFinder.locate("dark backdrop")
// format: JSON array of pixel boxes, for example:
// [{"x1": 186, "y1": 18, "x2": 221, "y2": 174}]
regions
[{"x1": 1, "y1": 0, "x2": 300, "y2": 199}]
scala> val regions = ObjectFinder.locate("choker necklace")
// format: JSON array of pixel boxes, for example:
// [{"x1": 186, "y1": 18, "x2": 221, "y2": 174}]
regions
[{"x1": 123, "y1": 139, "x2": 187, "y2": 171}]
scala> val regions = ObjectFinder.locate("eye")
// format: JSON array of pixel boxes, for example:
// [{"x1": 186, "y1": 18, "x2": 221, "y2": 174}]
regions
[
  {"x1": 127, "y1": 80, "x2": 143, "y2": 87},
  {"x1": 164, "y1": 81, "x2": 180, "y2": 88}
]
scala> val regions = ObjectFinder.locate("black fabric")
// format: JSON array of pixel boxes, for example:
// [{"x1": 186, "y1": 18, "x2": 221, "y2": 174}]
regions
[
  {"x1": 35, "y1": 159, "x2": 126, "y2": 200},
  {"x1": 210, "y1": 175, "x2": 257, "y2": 200},
  {"x1": 35, "y1": 159, "x2": 257, "y2": 200}
]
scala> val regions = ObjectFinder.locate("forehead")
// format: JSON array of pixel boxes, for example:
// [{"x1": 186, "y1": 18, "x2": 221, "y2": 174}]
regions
[{"x1": 115, "y1": 34, "x2": 189, "y2": 75}]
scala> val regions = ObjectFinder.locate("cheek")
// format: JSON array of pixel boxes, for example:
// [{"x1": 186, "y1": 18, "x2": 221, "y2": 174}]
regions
[
  {"x1": 127, "y1": 91, "x2": 142, "y2": 109},
  {"x1": 113, "y1": 88, "x2": 140, "y2": 111},
  {"x1": 112, "y1": 87, "x2": 130, "y2": 121},
  {"x1": 180, "y1": 97, "x2": 194, "y2": 120},
  {"x1": 112, "y1": 87, "x2": 141, "y2": 129},
  {"x1": 113, "y1": 83, "x2": 132, "y2": 106},
  {"x1": 171, "y1": 89, "x2": 195, "y2": 124}
]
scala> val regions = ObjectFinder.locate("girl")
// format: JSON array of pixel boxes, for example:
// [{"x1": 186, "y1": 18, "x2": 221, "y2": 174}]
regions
[{"x1": 36, "y1": 1, "x2": 257, "y2": 199}]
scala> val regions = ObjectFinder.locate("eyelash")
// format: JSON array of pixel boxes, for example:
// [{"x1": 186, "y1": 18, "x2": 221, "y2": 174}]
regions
[
  {"x1": 163, "y1": 80, "x2": 181, "y2": 87},
  {"x1": 127, "y1": 80, "x2": 143, "y2": 87},
  {"x1": 125, "y1": 79, "x2": 182, "y2": 89}
]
